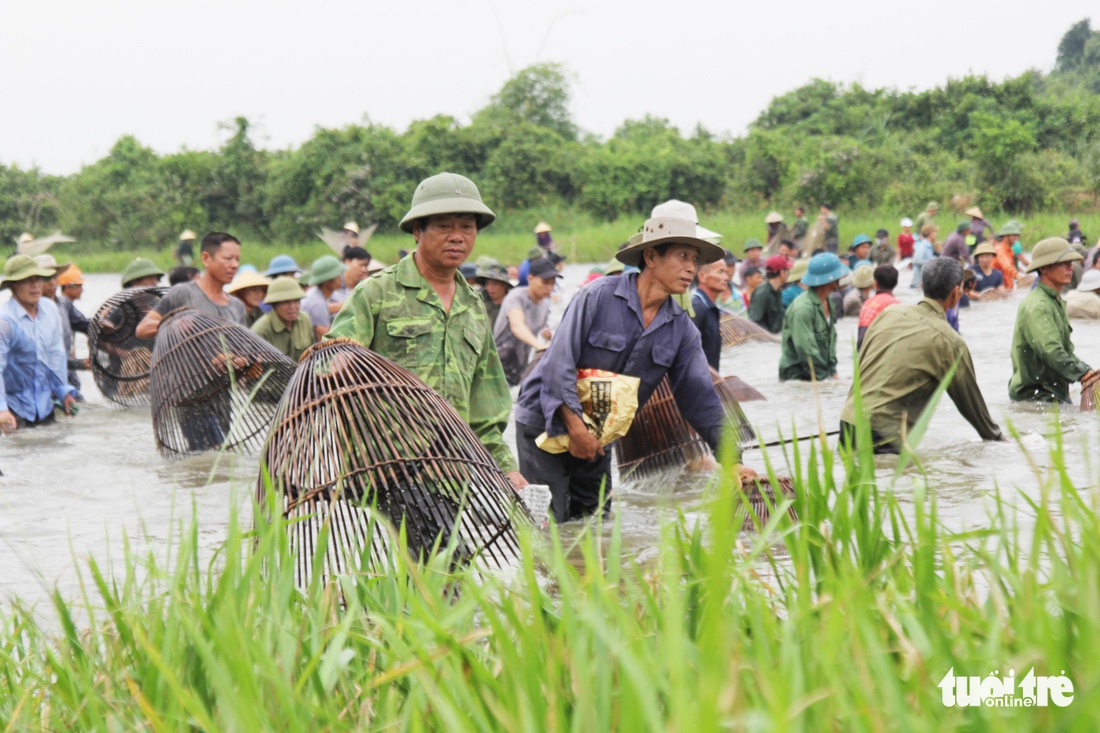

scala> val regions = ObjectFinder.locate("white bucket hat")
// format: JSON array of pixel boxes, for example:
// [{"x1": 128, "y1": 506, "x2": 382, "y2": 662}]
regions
[
  {"x1": 616, "y1": 217, "x2": 725, "y2": 267},
  {"x1": 649, "y1": 199, "x2": 722, "y2": 244}
]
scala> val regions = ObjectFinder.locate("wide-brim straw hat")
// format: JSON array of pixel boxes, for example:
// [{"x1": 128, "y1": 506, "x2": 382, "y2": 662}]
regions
[
  {"x1": 1026, "y1": 237, "x2": 1082, "y2": 273},
  {"x1": 308, "y1": 255, "x2": 347, "y2": 286},
  {"x1": 1, "y1": 254, "x2": 56, "y2": 290},
  {"x1": 852, "y1": 264, "x2": 875, "y2": 289},
  {"x1": 1077, "y1": 268, "x2": 1100, "y2": 293},
  {"x1": 972, "y1": 242, "x2": 997, "y2": 257},
  {"x1": 764, "y1": 211, "x2": 784, "y2": 224},
  {"x1": 179, "y1": 229, "x2": 198, "y2": 241},
  {"x1": 616, "y1": 217, "x2": 725, "y2": 267},
  {"x1": 264, "y1": 276, "x2": 307, "y2": 304},
  {"x1": 650, "y1": 199, "x2": 722, "y2": 244},
  {"x1": 802, "y1": 253, "x2": 850, "y2": 287},
  {"x1": 121, "y1": 258, "x2": 165, "y2": 287},
  {"x1": 534, "y1": 221, "x2": 552, "y2": 234},
  {"x1": 399, "y1": 172, "x2": 495, "y2": 233},
  {"x1": 34, "y1": 254, "x2": 71, "y2": 277},
  {"x1": 343, "y1": 221, "x2": 360, "y2": 234},
  {"x1": 227, "y1": 269, "x2": 272, "y2": 294},
  {"x1": 965, "y1": 207, "x2": 984, "y2": 219}
]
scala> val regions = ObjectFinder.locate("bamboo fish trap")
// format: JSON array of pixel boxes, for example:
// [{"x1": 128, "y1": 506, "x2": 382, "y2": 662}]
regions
[
  {"x1": 88, "y1": 286, "x2": 166, "y2": 407},
  {"x1": 720, "y1": 313, "x2": 780, "y2": 347},
  {"x1": 615, "y1": 369, "x2": 762, "y2": 480},
  {"x1": 150, "y1": 308, "x2": 296, "y2": 459},
  {"x1": 257, "y1": 338, "x2": 531, "y2": 588},
  {"x1": 735, "y1": 475, "x2": 798, "y2": 531},
  {"x1": 1082, "y1": 371, "x2": 1100, "y2": 412}
]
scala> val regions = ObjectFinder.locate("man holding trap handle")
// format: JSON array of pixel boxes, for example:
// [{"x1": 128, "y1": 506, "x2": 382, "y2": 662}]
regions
[{"x1": 515, "y1": 216, "x2": 756, "y2": 523}]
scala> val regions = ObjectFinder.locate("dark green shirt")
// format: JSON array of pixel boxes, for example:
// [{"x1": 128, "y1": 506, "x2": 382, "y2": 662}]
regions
[
  {"x1": 251, "y1": 311, "x2": 315, "y2": 363},
  {"x1": 824, "y1": 213, "x2": 839, "y2": 249},
  {"x1": 327, "y1": 254, "x2": 517, "y2": 472},
  {"x1": 748, "y1": 280, "x2": 785, "y2": 334},
  {"x1": 1009, "y1": 283, "x2": 1091, "y2": 403},
  {"x1": 779, "y1": 290, "x2": 837, "y2": 381},
  {"x1": 791, "y1": 216, "x2": 809, "y2": 240},
  {"x1": 840, "y1": 298, "x2": 1002, "y2": 443}
]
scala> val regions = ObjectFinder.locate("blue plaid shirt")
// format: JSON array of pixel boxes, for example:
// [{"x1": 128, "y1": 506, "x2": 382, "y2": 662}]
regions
[{"x1": 0, "y1": 297, "x2": 75, "y2": 420}]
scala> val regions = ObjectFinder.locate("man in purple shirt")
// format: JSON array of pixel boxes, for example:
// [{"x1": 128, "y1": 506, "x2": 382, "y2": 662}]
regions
[
  {"x1": 515, "y1": 217, "x2": 748, "y2": 522},
  {"x1": 941, "y1": 221, "x2": 972, "y2": 265}
]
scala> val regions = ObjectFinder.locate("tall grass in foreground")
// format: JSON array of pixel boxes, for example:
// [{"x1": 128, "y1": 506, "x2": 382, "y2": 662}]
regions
[{"x1": 0, "y1": 421, "x2": 1098, "y2": 730}]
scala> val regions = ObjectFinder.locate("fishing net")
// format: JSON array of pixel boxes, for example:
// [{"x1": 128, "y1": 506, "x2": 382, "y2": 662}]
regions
[
  {"x1": 735, "y1": 475, "x2": 798, "y2": 531},
  {"x1": 1081, "y1": 371, "x2": 1100, "y2": 412},
  {"x1": 720, "y1": 313, "x2": 780, "y2": 346},
  {"x1": 88, "y1": 287, "x2": 167, "y2": 407},
  {"x1": 615, "y1": 369, "x2": 761, "y2": 479},
  {"x1": 150, "y1": 308, "x2": 296, "y2": 459},
  {"x1": 257, "y1": 338, "x2": 531, "y2": 588}
]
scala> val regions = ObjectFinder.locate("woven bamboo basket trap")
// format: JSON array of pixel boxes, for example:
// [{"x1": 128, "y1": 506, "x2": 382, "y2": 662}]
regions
[
  {"x1": 88, "y1": 286, "x2": 166, "y2": 407},
  {"x1": 614, "y1": 369, "x2": 763, "y2": 479},
  {"x1": 736, "y1": 476, "x2": 798, "y2": 531},
  {"x1": 150, "y1": 308, "x2": 296, "y2": 459},
  {"x1": 720, "y1": 313, "x2": 780, "y2": 347},
  {"x1": 257, "y1": 338, "x2": 532, "y2": 587}
]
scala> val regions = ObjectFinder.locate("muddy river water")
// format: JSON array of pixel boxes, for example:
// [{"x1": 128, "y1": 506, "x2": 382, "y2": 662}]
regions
[{"x1": 1, "y1": 263, "x2": 1098, "y2": 606}]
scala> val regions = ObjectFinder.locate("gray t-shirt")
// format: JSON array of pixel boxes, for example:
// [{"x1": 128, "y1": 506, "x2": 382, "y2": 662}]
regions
[
  {"x1": 301, "y1": 287, "x2": 332, "y2": 330},
  {"x1": 154, "y1": 281, "x2": 247, "y2": 326},
  {"x1": 493, "y1": 286, "x2": 550, "y2": 385}
]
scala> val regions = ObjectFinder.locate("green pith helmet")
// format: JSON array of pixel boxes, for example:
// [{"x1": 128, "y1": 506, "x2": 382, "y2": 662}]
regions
[
  {"x1": 308, "y1": 255, "x2": 347, "y2": 286},
  {"x1": 604, "y1": 257, "x2": 625, "y2": 275},
  {"x1": 476, "y1": 261, "x2": 513, "y2": 286},
  {"x1": 788, "y1": 259, "x2": 809, "y2": 283},
  {"x1": 121, "y1": 258, "x2": 164, "y2": 287},
  {"x1": 264, "y1": 276, "x2": 307, "y2": 304},
  {"x1": 1026, "y1": 237, "x2": 1083, "y2": 273},
  {"x1": 997, "y1": 221, "x2": 1022, "y2": 237},
  {"x1": 398, "y1": 172, "x2": 496, "y2": 233},
  {"x1": 0, "y1": 254, "x2": 56, "y2": 290},
  {"x1": 926, "y1": 201, "x2": 940, "y2": 211}
]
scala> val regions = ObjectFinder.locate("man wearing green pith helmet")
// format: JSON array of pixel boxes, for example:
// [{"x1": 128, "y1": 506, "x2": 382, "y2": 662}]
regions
[{"x1": 328, "y1": 172, "x2": 527, "y2": 490}]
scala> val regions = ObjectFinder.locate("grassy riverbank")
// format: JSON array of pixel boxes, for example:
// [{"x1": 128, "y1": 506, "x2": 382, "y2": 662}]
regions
[
  {"x1": 1, "y1": 407, "x2": 1097, "y2": 730},
  {"x1": 54, "y1": 209, "x2": 1100, "y2": 274}
]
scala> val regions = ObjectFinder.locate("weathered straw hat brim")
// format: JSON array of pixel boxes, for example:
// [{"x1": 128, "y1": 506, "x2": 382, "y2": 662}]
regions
[
  {"x1": 227, "y1": 271, "x2": 273, "y2": 294},
  {"x1": 616, "y1": 233, "x2": 725, "y2": 268}
]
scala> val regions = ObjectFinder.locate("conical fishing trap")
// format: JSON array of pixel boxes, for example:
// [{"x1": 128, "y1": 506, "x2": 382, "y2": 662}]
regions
[
  {"x1": 150, "y1": 308, "x2": 296, "y2": 459},
  {"x1": 257, "y1": 338, "x2": 532, "y2": 588},
  {"x1": 88, "y1": 286, "x2": 166, "y2": 407},
  {"x1": 720, "y1": 313, "x2": 780, "y2": 347},
  {"x1": 614, "y1": 369, "x2": 761, "y2": 479}
]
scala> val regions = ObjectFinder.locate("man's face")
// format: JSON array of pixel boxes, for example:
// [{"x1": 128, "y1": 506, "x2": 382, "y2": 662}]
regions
[
  {"x1": 201, "y1": 241, "x2": 241, "y2": 286},
  {"x1": 344, "y1": 257, "x2": 370, "y2": 288},
  {"x1": 41, "y1": 276, "x2": 58, "y2": 300},
  {"x1": 128, "y1": 276, "x2": 160, "y2": 288},
  {"x1": 11, "y1": 277, "x2": 42, "y2": 307},
  {"x1": 646, "y1": 244, "x2": 700, "y2": 295},
  {"x1": 779, "y1": 244, "x2": 793, "y2": 259},
  {"x1": 745, "y1": 272, "x2": 765, "y2": 289},
  {"x1": 412, "y1": 213, "x2": 478, "y2": 272},
  {"x1": 235, "y1": 285, "x2": 267, "y2": 309},
  {"x1": 747, "y1": 249, "x2": 762, "y2": 263},
  {"x1": 528, "y1": 275, "x2": 557, "y2": 301},
  {"x1": 977, "y1": 253, "x2": 994, "y2": 268},
  {"x1": 698, "y1": 262, "x2": 729, "y2": 294},
  {"x1": 484, "y1": 280, "x2": 509, "y2": 303},
  {"x1": 273, "y1": 300, "x2": 301, "y2": 325},
  {"x1": 855, "y1": 243, "x2": 870, "y2": 259},
  {"x1": 1042, "y1": 262, "x2": 1075, "y2": 289},
  {"x1": 62, "y1": 283, "x2": 83, "y2": 301}
]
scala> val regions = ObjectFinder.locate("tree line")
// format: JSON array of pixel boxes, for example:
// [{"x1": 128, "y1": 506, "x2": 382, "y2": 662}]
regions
[{"x1": 4, "y1": 19, "x2": 1100, "y2": 250}]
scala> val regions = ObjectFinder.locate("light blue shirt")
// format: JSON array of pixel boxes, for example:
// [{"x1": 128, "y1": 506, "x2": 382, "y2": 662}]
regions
[
  {"x1": 910, "y1": 237, "x2": 936, "y2": 288},
  {"x1": 0, "y1": 297, "x2": 74, "y2": 420}
]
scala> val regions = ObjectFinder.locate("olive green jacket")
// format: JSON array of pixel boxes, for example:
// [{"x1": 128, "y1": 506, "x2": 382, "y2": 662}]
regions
[
  {"x1": 791, "y1": 216, "x2": 809, "y2": 241},
  {"x1": 327, "y1": 255, "x2": 517, "y2": 472},
  {"x1": 251, "y1": 311, "x2": 315, "y2": 363},
  {"x1": 1009, "y1": 283, "x2": 1091, "y2": 403},
  {"x1": 779, "y1": 290, "x2": 838, "y2": 381},
  {"x1": 747, "y1": 280, "x2": 785, "y2": 334},
  {"x1": 840, "y1": 299, "x2": 1003, "y2": 443}
]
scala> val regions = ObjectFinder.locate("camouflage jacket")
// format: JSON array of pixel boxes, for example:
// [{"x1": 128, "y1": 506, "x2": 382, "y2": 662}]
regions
[{"x1": 328, "y1": 254, "x2": 517, "y2": 472}]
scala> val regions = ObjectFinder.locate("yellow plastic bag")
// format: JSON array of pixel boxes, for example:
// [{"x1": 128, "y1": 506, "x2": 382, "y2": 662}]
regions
[{"x1": 536, "y1": 369, "x2": 640, "y2": 454}]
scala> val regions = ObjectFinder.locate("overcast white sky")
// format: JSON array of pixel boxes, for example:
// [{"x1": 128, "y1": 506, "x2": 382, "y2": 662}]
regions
[{"x1": 1, "y1": 1, "x2": 1094, "y2": 175}]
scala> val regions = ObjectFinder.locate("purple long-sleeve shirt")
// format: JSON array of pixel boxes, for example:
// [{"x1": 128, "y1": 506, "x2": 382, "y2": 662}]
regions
[{"x1": 514, "y1": 273, "x2": 728, "y2": 451}]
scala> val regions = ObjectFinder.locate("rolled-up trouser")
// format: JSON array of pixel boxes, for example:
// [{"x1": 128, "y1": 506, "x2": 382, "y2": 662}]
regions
[{"x1": 516, "y1": 421, "x2": 612, "y2": 523}]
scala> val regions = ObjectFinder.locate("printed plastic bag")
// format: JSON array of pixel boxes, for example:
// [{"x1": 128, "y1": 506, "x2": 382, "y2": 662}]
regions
[{"x1": 536, "y1": 369, "x2": 640, "y2": 454}]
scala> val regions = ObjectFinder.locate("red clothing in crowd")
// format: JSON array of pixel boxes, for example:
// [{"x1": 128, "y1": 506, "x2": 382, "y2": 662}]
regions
[
  {"x1": 897, "y1": 233, "x2": 915, "y2": 259},
  {"x1": 857, "y1": 291, "x2": 899, "y2": 349}
]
